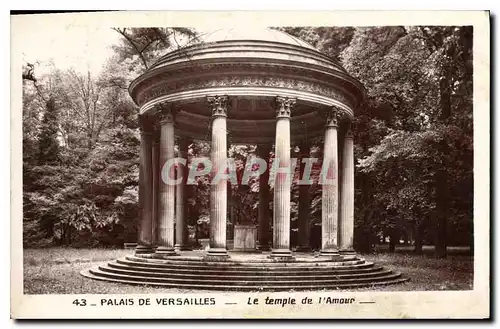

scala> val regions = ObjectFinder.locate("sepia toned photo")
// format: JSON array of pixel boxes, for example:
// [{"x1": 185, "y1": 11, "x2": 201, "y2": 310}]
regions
[{"x1": 10, "y1": 11, "x2": 490, "y2": 319}]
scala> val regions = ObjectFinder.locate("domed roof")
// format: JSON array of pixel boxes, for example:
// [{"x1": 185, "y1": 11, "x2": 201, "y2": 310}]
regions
[{"x1": 195, "y1": 27, "x2": 317, "y2": 50}]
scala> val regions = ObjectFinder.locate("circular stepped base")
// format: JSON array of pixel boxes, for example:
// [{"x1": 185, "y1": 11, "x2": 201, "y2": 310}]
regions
[{"x1": 82, "y1": 252, "x2": 409, "y2": 291}]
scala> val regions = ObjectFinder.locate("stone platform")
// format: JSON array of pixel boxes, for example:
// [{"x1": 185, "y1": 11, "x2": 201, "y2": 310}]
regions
[{"x1": 81, "y1": 251, "x2": 408, "y2": 291}]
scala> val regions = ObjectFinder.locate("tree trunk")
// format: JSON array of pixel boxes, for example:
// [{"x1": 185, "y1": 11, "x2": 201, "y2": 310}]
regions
[
  {"x1": 61, "y1": 225, "x2": 66, "y2": 246},
  {"x1": 389, "y1": 231, "x2": 398, "y2": 253},
  {"x1": 66, "y1": 224, "x2": 72, "y2": 246},
  {"x1": 433, "y1": 36, "x2": 453, "y2": 258},
  {"x1": 469, "y1": 222, "x2": 474, "y2": 254},
  {"x1": 434, "y1": 220, "x2": 447, "y2": 258},
  {"x1": 356, "y1": 230, "x2": 372, "y2": 253},
  {"x1": 414, "y1": 222, "x2": 423, "y2": 254},
  {"x1": 194, "y1": 222, "x2": 199, "y2": 245},
  {"x1": 355, "y1": 172, "x2": 373, "y2": 254},
  {"x1": 407, "y1": 228, "x2": 413, "y2": 245},
  {"x1": 193, "y1": 204, "x2": 200, "y2": 246},
  {"x1": 434, "y1": 168, "x2": 448, "y2": 258}
]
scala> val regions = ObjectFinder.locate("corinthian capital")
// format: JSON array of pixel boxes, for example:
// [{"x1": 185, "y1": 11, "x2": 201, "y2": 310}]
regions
[
  {"x1": 158, "y1": 108, "x2": 175, "y2": 124},
  {"x1": 138, "y1": 114, "x2": 155, "y2": 134},
  {"x1": 153, "y1": 102, "x2": 176, "y2": 124},
  {"x1": 345, "y1": 122, "x2": 354, "y2": 139},
  {"x1": 323, "y1": 106, "x2": 344, "y2": 128},
  {"x1": 207, "y1": 95, "x2": 229, "y2": 118},
  {"x1": 275, "y1": 96, "x2": 296, "y2": 118}
]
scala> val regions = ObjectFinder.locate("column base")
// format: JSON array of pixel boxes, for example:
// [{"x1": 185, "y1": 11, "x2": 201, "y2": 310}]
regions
[
  {"x1": 257, "y1": 243, "x2": 271, "y2": 252},
  {"x1": 135, "y1": 244, "x2": 154, "y2": 255},
  {"x1": 339, "y1": 248, "x2": 356, "y2": 255},
  {"x1": 154, "y1": 246, "x2": 177, "y2": 257},
  {"x1": 124, "y1": 242, "x2": 138, "y2": 249},
  {"x1": 295, "y1": 245, "x2": 312, "y2": 252},
  {"x1": 268, "y1": 249, "x2": 295, "y2": 261},
  {"x1": 175, "y1": 244, "x2": 192, "y2": 251},
  {"x1": 319, "y1": 248, "x2": 343, "y2": 260},
  {"x1": 204, "y1": 248, "x2": 230, "y2": 261}
]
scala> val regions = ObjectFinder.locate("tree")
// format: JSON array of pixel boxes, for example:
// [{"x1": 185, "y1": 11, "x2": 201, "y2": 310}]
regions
[
  {"x1": 22, "y1": 59, "x2": 143, "y2": 247},
  {"x1": 112, "y1": 28, "x2": 199, "y2": 71},
  {"x1": 278, "y1": 27, "x2": 355, "y2": 62},
  {"x1": 59, "y1": 70, "x2": 114, "y2": 150},
  {"x1": 350, "y1": 27, "x2": 473, "y2": 257},
  {"x1": 409, "y1": 26, "x2": 473, "y2": 258},
  {"x1": 285, "y1": 26, "x2": 473, "y2": 257}
]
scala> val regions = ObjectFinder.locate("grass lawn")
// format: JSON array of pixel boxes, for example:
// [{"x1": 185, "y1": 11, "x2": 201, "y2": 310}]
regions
[
  {"x1": 360, "y1": 253, "x2": 473, "y2": 291},
  {"x1": 22, "y1": 247, "x2": 473, "y2": 294}
]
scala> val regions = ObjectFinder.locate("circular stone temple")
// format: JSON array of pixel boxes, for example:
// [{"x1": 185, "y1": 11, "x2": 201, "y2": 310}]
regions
[{"x1": 82, "y1": 28, "x2": 408, "y2": 290}]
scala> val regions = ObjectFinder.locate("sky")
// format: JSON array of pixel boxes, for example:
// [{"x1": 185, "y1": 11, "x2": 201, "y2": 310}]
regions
[
  {"x1": 16, "y1": 21, "x2": 298, "y2": 78},
  {"x1": 20, "y1": 24, "x2": 121, "y2": 76}
]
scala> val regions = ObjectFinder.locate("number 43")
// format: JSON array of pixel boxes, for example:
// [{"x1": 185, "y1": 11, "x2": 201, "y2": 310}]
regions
[{"x1": 73, "y1": 299, "x2": 87, "y2": 306}]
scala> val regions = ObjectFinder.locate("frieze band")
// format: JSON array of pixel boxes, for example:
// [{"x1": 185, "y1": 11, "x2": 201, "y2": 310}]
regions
[
  {"x1": 136, "y1": 74, "x2": 356, "y2": 111},
  {"x1": 132, "y1": 62, "x2": 357, "y2": 102}
]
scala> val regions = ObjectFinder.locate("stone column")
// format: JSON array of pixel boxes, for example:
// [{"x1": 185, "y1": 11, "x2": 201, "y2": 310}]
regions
[
  {"x1": 339, "y1": 124, "x2": 355, "y2": 253},
  {"x1": 320, "y1": 107, "x2": 341, "y2": 256},
  {"x1": 257, "y1": 144, "x2": 271, "y2": 251},
  {"x1": 135, "y1": 115, "x2": 154, "y2": 254},
  {"x1": 207, "y1": 95, "x2": 229, "y2": 258},
  {"x1": 297, "y1": 142, "x2": 311, "y2": 252},
  {"x1": 175, "y1": 138, "x2": 191, "y2": 251},
  {"x1": 155, "y1": 105, "x2": 177, "y2": 256},
  {"x1": 228, "y1": 182, "x2": 235, "y2": 240},
  {"x1": 151, "y1": 126, "x2": 160, "y2": 247},
  {"x1": 270, "y1": 96, "x2": 296, "y2": 259}
]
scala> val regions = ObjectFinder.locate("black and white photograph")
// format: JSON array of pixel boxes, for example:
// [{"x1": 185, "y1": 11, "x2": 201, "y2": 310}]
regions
[{"x1": 10, "y1": 10, "x2": 489, "y2": 319}]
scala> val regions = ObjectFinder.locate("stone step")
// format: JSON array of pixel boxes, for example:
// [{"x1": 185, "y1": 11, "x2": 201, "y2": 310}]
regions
[
  {"x1": 82, "y1": 268, "x2": 409, "y2": 291},
  {"x1": 100, "y1": 264, "x2": 392, "y2": 280},
  {"x1": 108, "y1": 261, "x2": 385, "y2": 276},
  {"x1": 117, "y1": 258, "x2": 375, "y2": 271},
  {"x1": 125, "y1": 255, "x2": 365, "y2": 267},
  {"x1": 89, "y1": 267, "x2": 402, "y2": 286}
]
